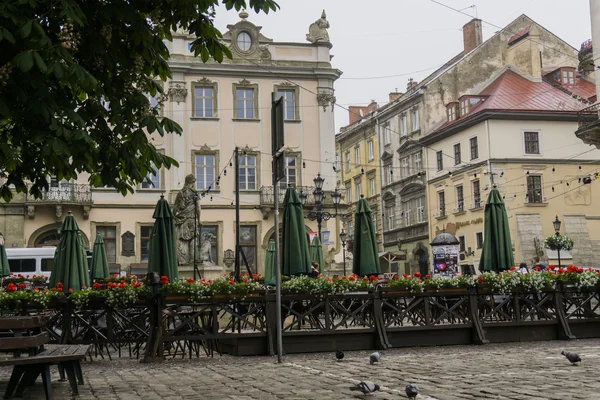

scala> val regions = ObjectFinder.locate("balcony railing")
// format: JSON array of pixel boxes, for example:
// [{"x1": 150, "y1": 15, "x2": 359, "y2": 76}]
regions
[
  {"x1": 26, "y1": 183, "x2": 93, "y2": 204},
  {"x1": 577, "y1": 102, "x2": 600, "y2": 131},
  {"x1": 259, "y1": 186, "x2": 337, "y2": 207}
]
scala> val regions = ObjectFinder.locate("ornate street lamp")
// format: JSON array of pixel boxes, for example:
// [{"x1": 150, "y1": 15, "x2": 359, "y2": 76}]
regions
[
  {"x1": 302, "y1": 173, "x2": 343, "y2": 241},
  {"x1": 340, "y1": 229, "x2": 347, "y2": 276},
  {"x1": 553, "y1": 215, "x2": 562, "y2": 267}
]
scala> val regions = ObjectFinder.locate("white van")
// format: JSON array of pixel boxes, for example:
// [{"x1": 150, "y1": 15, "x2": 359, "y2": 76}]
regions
[{"x1": 5, "y1": 247, "x2": 57, "y2": 278}]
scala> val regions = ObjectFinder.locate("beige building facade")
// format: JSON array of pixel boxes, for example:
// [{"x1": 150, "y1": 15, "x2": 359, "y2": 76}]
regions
[{"x1": 0, "y1": 11, "x2": 344, "y2": 278}]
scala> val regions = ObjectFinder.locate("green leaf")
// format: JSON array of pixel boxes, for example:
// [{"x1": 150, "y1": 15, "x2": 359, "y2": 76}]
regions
[
  {"x1": 14, "y1": 51, "x2": 34, "y2": 72},
  {"x1": 2, "y1": 29, "x2": 15, "y2": 44},
  {"x1": 33, "y1": 52, "x2": 47, "y2": 73},
  {"x1": 20, "y1": 20, "x2": 33, "y2": 39}
]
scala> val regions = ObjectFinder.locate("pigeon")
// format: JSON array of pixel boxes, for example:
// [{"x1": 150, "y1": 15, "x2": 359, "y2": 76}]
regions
[
  {"x1": 369, "y1": 351, "x2": 380, "y2": 365},
  {"x1": 335, "y1": 350, "x2": 344, "y2": 361},
  {"x1": 405, "y1": 383, "x2": 419, "y2": 399},
  {"x1": 562, "y1": 350, "x2": 582, "y2": 364},
  {"x1": 349, "y1": 381, "x2": 380, "y2": 395}
]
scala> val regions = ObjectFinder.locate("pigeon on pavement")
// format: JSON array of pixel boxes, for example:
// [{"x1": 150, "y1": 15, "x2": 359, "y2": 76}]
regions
[
  {"x1": 369, "y1": 351, "x2": 380, "y2": 365},
  {"x1": 405, "y1": 383, "x2": 418, "y2": 399},
  {"x1": 349, "y1": 381, "x2": 380, "y2": 395},
  {"x1": 336, "y1": 350, "x2": 344, "y2": 361},
  {"x1": 561, "y1": 350, "x2": 582, "y2": 364}
]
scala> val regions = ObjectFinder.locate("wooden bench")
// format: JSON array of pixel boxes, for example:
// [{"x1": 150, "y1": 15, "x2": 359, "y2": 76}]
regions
[{"x1": 0, "y1": 316, "x2": 90, "y2": 399}]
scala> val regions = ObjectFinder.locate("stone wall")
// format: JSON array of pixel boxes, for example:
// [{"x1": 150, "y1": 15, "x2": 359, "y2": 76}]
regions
[
  {"x1": 564, "y1": 215, "x2": 595, "y2": 266},
  {"x1": 516, "y1": 213, "x2": 544, "y2": 265}
]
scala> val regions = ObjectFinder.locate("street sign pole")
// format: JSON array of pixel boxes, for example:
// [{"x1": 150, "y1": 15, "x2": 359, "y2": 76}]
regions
[{"x1": 272, "y1": 92, "x2": 284, "y2": 364}]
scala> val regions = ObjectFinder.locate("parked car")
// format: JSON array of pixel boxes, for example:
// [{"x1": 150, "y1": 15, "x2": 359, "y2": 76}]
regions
[{"x1": 5, "y1": 247, "x2": 57, "y2": 278}]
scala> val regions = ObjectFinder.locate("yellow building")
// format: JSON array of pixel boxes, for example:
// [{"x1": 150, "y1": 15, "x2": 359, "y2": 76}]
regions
[
  {"x1": 0, "y1": 11, "x2": 344, "y2": 278},
  {"x1": 422, "y1": 67, "x2": 600, "y2": 270},
  {"x1": 336, "y1": 102, "x2": 383, "y2": 252}
]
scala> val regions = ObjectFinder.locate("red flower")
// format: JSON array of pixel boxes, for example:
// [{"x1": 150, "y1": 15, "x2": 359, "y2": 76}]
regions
[
  {"x1": 6, "y1": 283, "x2": 16, "y2": 292},
  {"x1": 68, "y1": 288, "x2": 74, "y2": 294},
  {"x1": 547, "y1": 265, "x2": 555, "y2": 271},
  {"x1": 425, "y1": 274, "x2": 431, "y2": 279},
  {"x1": 57, "y1": 282, "x2": 63, "y2": 288},
  {"x1": 51, "y1": 287, "x2": 56, "y2": 292},
  {"x1": 318, "y1": 273, "x2": 323, "y2": 278},
  {"x1": 187, "y1": 278, "x2": 194, "y2": 283},
  {"x1": 17, "y1": 274, "x2": 23, "y2": 278},
  {"x1": 81, "y1": 286, "x2": 87, "y2": 289},
  {"x1": 93, "y1": 282, "x2": 101, "y2": 289},
  {"x1": 557, "y1": 268, "x2": 565, "y2": 274},
  {"x1": 118, "y1": 283, "x2": 125, "y2": 289},
  {"x1": 392, "y1": 274, "x2": 399, "y2": 280},
  {"x1": 534, "y1": 266, "x2": 541, "y2": 272},
  {"x1": 413, "y1": 272, "x2": 421, "y2": 278},
  {"x1": 362, "y1": 277, "x2": 369, "y2": 281},
  {"x1": 33, "y1": 288, "x2": 39, "y2": 292},
  {"x1": 510, "y1": 266, "x2": 517, "y2": 271},
  {"x1": 242, "y1": 277, "x2": 248, "y2": 283},
  {"x1": 57, "y1": 287, "x2": 63, "y2": 292},
  {"x1": 403, "y1": 274, "x2": 409, "y2": 279},
  {"x1": 228, "y1": 279, "x2": 235, "y2": 284},
  {"x1": 348, "y1": 276, "x2": 355, "y2": 281},
  {"x1": 252, "y1": 274, "x2": 259, "y2": 281},
  {"x1": 25, "y1": 275, "x2": 30, "y2": 278},
  {"x1": 18, "y1": 283, "x2": 25, "y2": 289},
  {"x1": 132, "y1": 281, "x2": 141, "y2": 288},
  {"x1": 121, "y1": 280, "x2": 126, "y2": 284},
  {"x1": 478, "y1": 276, "x2": 484, "y2": 283},
  {"x1": 370, "y1": 275, "x2": 378, "y2": 282},
  {"x1": 341, "y1": 276, "x2": 347, "y2": 280}
]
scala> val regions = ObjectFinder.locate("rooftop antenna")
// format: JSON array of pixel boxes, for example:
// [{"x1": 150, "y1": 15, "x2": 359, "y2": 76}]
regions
[{"x1": 458, "y1": 5, "x2": 478, "y2": 18}]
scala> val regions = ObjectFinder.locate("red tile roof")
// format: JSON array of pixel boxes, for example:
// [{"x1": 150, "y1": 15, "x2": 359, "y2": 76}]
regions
[{"x1": 508, "y1": 26, "x2": 531, "y2": 45}]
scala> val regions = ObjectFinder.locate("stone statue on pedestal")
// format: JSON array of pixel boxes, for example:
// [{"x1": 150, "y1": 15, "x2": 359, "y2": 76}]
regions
[
  {"x1": 199, "y1": 231, "x2": 216, "y2": 265},
  {"x1": 306, "y1": 10, "x2": 330, "y2": 44},
  {"x1": 173, "y1": 174, "x2": 201, "y2": 265}
]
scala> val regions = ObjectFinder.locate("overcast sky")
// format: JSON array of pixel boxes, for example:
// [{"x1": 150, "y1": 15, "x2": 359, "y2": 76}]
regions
[{"x1": 213, "y1": 0, "x2": 592, "y2": 131}]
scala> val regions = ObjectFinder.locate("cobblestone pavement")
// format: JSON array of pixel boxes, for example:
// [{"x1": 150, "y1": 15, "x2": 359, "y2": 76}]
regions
[{"x1": 2, "y1": 339, "x2": 600, "y2": 399}]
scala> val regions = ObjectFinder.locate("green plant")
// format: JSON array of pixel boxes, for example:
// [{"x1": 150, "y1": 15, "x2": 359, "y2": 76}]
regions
[{"x1": 544, "y1": 235, "x2": 574, "y2": 251}]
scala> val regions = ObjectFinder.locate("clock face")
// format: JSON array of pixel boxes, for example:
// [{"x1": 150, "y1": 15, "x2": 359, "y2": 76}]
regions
[{"x1": 237, "y1": 32, "x2": 252, "y2": 51}]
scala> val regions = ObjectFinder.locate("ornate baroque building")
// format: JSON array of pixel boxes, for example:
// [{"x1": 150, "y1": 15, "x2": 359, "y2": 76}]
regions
[{"x1": 0, "y1": 11, "x2": 343, "y2": 278}]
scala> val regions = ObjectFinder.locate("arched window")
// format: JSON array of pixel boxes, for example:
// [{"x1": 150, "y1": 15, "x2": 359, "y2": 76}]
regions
[{"x1": 35, "y1": 231, "x2": 61, "y2": 247}]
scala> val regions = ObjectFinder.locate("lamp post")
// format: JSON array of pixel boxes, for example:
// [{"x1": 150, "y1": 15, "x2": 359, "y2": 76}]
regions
[
  {"x1": 299, "y1": 173, "x2": 343, "y2": 241},
  {"x1": 340, "y1": 229, "x2": 347, "y2": 276},
  {"x1": 553, "y1": 215, "x2": 562, "y2": 267}
]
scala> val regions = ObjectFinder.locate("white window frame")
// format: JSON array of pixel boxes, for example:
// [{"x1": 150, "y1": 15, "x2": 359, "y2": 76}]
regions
[
  {"x1": 233, "y1": 85, "x2": 257, "y2": 120},
  {"x1": 400, "y1": 114, "x2": 407, "y2": 137},
  {"x1": 276, "y1": 87, "x2": 298, "y2": 121},
  {"x1": 195, "y1": 153, "x2": 216, "y2": 191},
  {"x1": 386, "y1": 206, "x2": 395, "y2": 230},
  {"x1": 346, "y1": 185, "x2": 352, "y2": 203},
  {"x1": 368, "y1": 140, "x2": 374, "y2": 161},
  {"x1": 345, "y1": 151, "x2": 350, "y2": 171},
  {"x1": 279, "y1": 156, "x2": 298, "y2": 189},
  {"x1": 238, "y1": 154, "x2": 257, "y2": 191},
  {"x1": 140, "y1": 162, "x2": 161, "y2": 190},
  {"x1": 354, "y1": 146, "x2": 360, "y2": 166},
  {"x1": 355, "y1": 181, "x2": 362, "y2": 199},
  {"x1": 401, "y1": 157, "x2": 409, "y2": 178},
  {"x1": 456, "y1": 184, "x2": 464, "y2": 212},
  {"x1": 523, "y1": 130, "x2": 541, "y2": 155},
  {"x1": 405, "y1": 208, "x2": 412, "y2": 227},
  {"x1": 384, "y1": 124, "x2": 391, "y2": 145},
  {"x1": 414, "y1": 152, "x2": 422, "y2": 173},
  {"x1": 193, "y1": 84, "x2": 217, "y2": 118},
  {"x1": 436, "y1": 151, "x2": 443, "y2": 172},
  {"x1": 369, "y1": 177, "x2": 376, "y2": 197},
  {"x1": 475, "y1": 231, "x2": 484, "y2": 249},
  {"x1": 438, "y1": 190, "x2": 446, "y2": 216},
  {"x1": 472, "y1": 180, "x2": 481, "y2": 208},
  {"x1": 411, "y1": 108, "x2": 420, "y2": 131},
  {"x1": 416, "y1": 197, "x2": 424, "y2": 223},
  {"x1": 384, "y1": 165, "x2": 392, "y2": 186}
]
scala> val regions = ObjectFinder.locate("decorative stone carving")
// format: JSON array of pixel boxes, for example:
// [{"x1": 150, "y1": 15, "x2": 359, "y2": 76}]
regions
[
  {"x1": 121, "y1": 231, "x2": 135, "y2": 256},
  {"x1": 55, "y1": 205, "x2": 63, "y2": 219},
  {"x1": 279, "y1": 82, "x2": 294, "y2": 86},
  {"x1": 199, "y1": 143, "x2": 211, "y2": 151},
  {"x1": 306, "y1": 10, "x2": 331, "y2": 45},
  {"x1": 223, "y1": 12, "x2": 273, "y2": 59},
  {"x1": 199, "y1": 231, "x2": 216, "y2": 265},
  {"x1": 26, "y1": 205, "x2": 35, "y2": 219},
  {"x1": 173, "y1": 174, "x2": 201, "y2": 265},
  {"x1": 260, "y1": 206, "x2": 271, "y2": 220},
  {"x1": 223, "y1": 249, "x2": 235, "y2": 268},
  {"x1": 317, "y1": 91, "x2": 336, "y2": 112},
  {"x1": 168, "y1": 83, "x2": 188, "y2": 104},
  {"x1": 258, "y1": 44, "x2": 272, "y2": 60},
  {"x1": 82, "y1": 205, "x2": 91, "y2": 220},
  {"x1": 197, "y1": 77, "x2": 212, "y2": 84},
  {"x1": 239, "y1": 78, "x2": 252, "y2": 85}
]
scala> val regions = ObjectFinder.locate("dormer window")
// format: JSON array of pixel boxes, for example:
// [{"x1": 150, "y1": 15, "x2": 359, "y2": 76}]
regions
[
  {"x1": 457, "y1": 96, "x2": 486, "y2": 117},
  {"x1": 552, "y1": 67, "x2": 576, "y2": 85},
  {"x1": 446, "y1": 102, "x2": 458, "y2": 122}
]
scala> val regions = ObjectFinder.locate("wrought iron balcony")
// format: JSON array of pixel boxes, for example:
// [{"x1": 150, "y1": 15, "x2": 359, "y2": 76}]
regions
[
  {"x1": 259, "y1": 186, "x2": 337, "y2": 207},
  {"x1": 26, "y1": 183, "x2": 93, "y2": 204},
  {"x1": 575, "y1": 102, "x2": 600, "y2": 149}
]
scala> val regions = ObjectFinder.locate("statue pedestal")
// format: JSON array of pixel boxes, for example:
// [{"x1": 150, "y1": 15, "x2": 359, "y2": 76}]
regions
[
  {"x1": 327, "y1": 263, "x2": 347, "y2": 278},
  {"x1": 178, "y1": 264, "x2": 224, "y2": 281}
]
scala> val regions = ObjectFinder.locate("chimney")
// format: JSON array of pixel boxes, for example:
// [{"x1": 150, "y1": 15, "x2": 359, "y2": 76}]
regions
[
  {"x1": 389, "y1": 91, "x2": 403, "y2": 102},
  {"x1": 348, "y1": 106, "x2": 368, "y2": 125},
  {"x1": 406, "y1": 78, "x2": 419, "y2": 91},
  {"x1": 463, "y1": 19, "x2": 483, "y2": 53},
  {"x1": 367, "y1": 100, "x2": 378, "y2": 114}
]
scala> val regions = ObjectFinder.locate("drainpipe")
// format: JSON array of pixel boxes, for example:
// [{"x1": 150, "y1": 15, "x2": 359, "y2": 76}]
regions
[{"x1": 376, "y1": 115, "x2": 385, "y2": 252}]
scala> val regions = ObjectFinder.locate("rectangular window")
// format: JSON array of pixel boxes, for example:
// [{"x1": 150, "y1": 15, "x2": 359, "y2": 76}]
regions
[
  {"x1": 411, "y1": 108, "x2": 420, "y2": 131},
  {"x1": 438, "y1": 191, "x2": 446, "y2": 216},
  {"x1": 41, "y1": 258, "x2": 54, "y2": 272},
  {"x1": 454, "y1": 143, "x2": 461, "y2": 165},
  {"x1": 345, "y1": 152, "x2": 350, "y2": 171},
  {"x1": 400, "y1": 115, "x2": 407, "y2": 136},
  {"x1": 447, "y1": 105, "x2": 456, "y2": 122},
  {"x1": 238, "y1": 155, "x2": 257, "y2": 190},
  {"x1": 141, "y1": 163, "x2": 160, "y2": 189},
  {"x1": 276, "y1": 88, "x2": 297, "y2": 120},
  {"x1": 369, "y1": 177, "x2": 376, "y2": 197},
  {"x1": 240, "y1": 226, "x2": 257, "y2": 270},
  {"x1": 456, "y1": 185, "x2": 464, "y2": 212},
  {"x1": 235, "y1": 87, "x2": 256, "y2": 119},
  {"x1": 460, "y1": 99, "x2": 468, "y2": 115},
  {"x1": 354, "y1": 146, "x2": 360, "y2": 166},
  {"x1": 472, "y1": 180, "x2": 481, "y2": 208},
  {"x1": 346, "y1": 185, "x2": 352, "y2": 203},
  {"x1": 195, "y1": 154, "x2": 215, "y2": 190},
  {"x1": 279, "y1": 156, "x2": 297, "y2": 190},
  {"x1": 476, "y1": 232, "x2": 483, "y2": 249},
  {"x1": 401, "y1": 157, "x2": 409, "y2": 178},
  {"x1": 459, "y1": 236, "x2": 466, "y2": 253},
  {"x1": 414, "y1": 152, "x2": 422, "y2": 173},
  {"x1": 140, "y1": 226, "x2": 152, "y2": 263},
  {"x1": 7, "y1": 259, "x2": 36, "y2": 273},
  {"x1": 436, "y1": 151, "x2": 443, "y2": 171},
  {"x1": 384, "y1": 165, "x2": 392, "y2": 186},
  {"x1": 405, "y1": 208, "x2": 412, "y2": 227},
  {"x1": 368, "y1": 141, "x2": 374, "y2": 161},
  {"x1": 526, "y1": 175, "x2": 543, "y2": 203},
  {"x1": 384, "y1": 124, "x2": 391, "y2": 145},
  {"x1": 194, "y1": 86, "x2": 215, "y2": 118},
  {"x1": 201, "y1": 225, "x2": 219, "y2": 264},
  {"x1": 97, "y1": 225, "x2": 117, "y2": 264},
  {"x1": 416, "y1": 197, "x2": 424, "y2": 223},
  {"x1": 386, "y1": 206, "x2": 394, "y2": 230},
  {"x1": 562, "y1": 70, "x2": 575, "y2": 84},
  {"x1": 524, "y1": 131, "x2": 540, "y2": 154},
  {"x1": 470, "y1": 137, "x2": 479, "y2": 160},
  {"x1": 355, "y1": 182, "x2": 362, "y2": 199}
]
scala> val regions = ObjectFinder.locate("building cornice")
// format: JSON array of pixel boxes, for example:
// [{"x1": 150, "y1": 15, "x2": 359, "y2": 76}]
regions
[{"x1": 427, "y1": 160, "x2": 487, "y2": 185}]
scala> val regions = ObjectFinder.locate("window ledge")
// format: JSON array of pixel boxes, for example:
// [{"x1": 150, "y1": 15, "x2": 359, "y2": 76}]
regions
[
  {"x1": 92, "y1": 188, "x2": 119, "y2": 193},
  {"x1": 284, "y1": 119, "x2": 301, "y2": 123},
  {"x1": 236, "y1": 190, "x2": 260, "y2": 194},
  {"x1": 384, "y1": 143, "x2": 391, "y2": 147},
  {"x1": 435, "y1": 214, "x2": 448, "y2": 220},
  {"x1": 410, "y1": 129, "x2": 421, "y2": 136},
  {"x1": 232, "y1": 118, "x2": 261, "y2": 123},
  {"x1": 453, "y1": 210, "x2": 466, "y2": 216},
  {"x1": 191, "y1": 117, "x2": 220, "y2": 121},
  {"x1": 137, "y1": 189, "x2": 166, "y2": 193},
  {"x1": 197, "y1": 190, "x2": 221, "y2": 194},
  {"x1": 525, "y1": 202, "x2": 548, "y2": 207},
  {"x1": 469, "y1": 206, "x2": 483, "y2": 212}
]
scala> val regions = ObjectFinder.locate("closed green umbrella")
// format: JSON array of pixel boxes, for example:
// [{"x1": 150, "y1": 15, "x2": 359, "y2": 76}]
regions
[
  {"x1": 352, "y1": 198, "x2": 381, "y2": 277},
  {"x1": 479, "y1": 188, "x2": 514, "y2": 273},
  {"x1": 0, "y1": 232, "x2": 10, "y2": 277},
  {"x1": 49, "y1": 212, "x2": 91, "y2": 291},
  {"x1": 264, "y1": 240, "x2": 276, "y2": 286},
  {"x1": 148, "y1": 195, "x2": 178, "y2": 281},
  {"x1": 90, "y1": 233, "x2": 110, "y2": 280},
  {"x1": 310, "y1": 236, "x2": 325, "y2": 275},
  {"x1": 282, "y1": 188, "x2": 311, "y2": 276}
]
